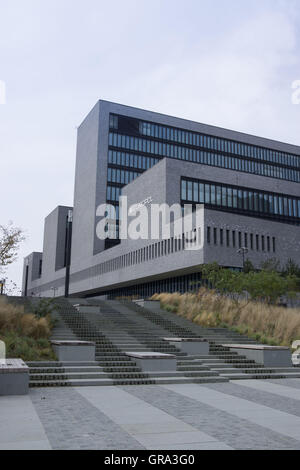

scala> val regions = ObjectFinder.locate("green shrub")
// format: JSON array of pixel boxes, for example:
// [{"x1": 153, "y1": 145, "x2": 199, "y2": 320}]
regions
[
  {"x1": 0, "y1": 297, "x2": 55, "y2": 361},
  {"x1": 0, "y1": 331, "x2": 56, "y2": 362}
]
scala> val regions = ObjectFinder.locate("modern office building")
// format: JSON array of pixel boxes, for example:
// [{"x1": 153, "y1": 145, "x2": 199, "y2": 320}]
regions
[{"x1": 22, "y1": 100, "x2": 300, "y2": 298}]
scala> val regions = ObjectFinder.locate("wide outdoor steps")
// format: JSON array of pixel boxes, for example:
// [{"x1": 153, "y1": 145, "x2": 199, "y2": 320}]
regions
[
  {"x1": 27, "y1": 361, "x2": 226, "y2": 387},
  {"x1": 26, "y1": 299, "x2": 300, "y2": 387},
  {"x1": 123, "y1": 301, "x2": 300, "y2": 381},
  {"x1": 26, "y1": 299, "x2": 228, "y2": 387}
]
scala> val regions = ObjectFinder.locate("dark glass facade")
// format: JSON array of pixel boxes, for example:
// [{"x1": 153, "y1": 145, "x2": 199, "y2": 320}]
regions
[{"x1": 181, "y1": 178, "x2": 300, "y2": 225}]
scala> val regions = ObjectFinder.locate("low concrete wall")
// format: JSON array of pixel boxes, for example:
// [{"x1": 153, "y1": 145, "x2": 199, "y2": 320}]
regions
[
  {"x1": 126, "y1": 352, "x2": 176, "y2": 372},
  {"x1": 0, "y1": 359, "x2": 29, "y2": 396},
  {"x1": 223, "y1": 344, "x2": 292, "y2": 367},
  {"x1": 144, "y1": 301, "x2": 160, "y2": 309},
  {"x1": 73, "y1": 305, "x2": 100, "y2": 314},
  {"x1": 164, "y1": 338, "x2": 209, "y2": 355},
  {"x1": 51, "y1": 341, "x2": 96, "y2": 362}
]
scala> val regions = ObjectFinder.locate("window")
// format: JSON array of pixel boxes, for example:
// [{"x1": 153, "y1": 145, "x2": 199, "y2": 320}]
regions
[
  {"x1": 181, "y1": 180, "x2": 187, "y2": 200},
  {"x1": 250, "y1": 234, "x2": 254, "y2": 250},
  {"x1": 109, "y1": 115, "x2": 118, "y2": 130},
  {"x1": 180, "y1": 178, "x2": 299, "y2": 224},
  {"x1": 214, "y1": 228, "x2": 217, "y2": 245},
  {"x1": 238, "y1": 232, "x2": 242, "y2": 248},
  {"x1": 207, "y1": 227, "x2": 211, "y2": 244},
  {"x1": 108, "y1": 122, "x2": 300, "y2": 183},
  {"x1": 220, "y1": 229, "x2": 224, "y2": 245}
]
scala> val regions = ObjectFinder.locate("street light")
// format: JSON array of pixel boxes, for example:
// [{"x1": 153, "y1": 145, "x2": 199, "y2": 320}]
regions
[
  {"x1": 237, "y1": 247, "x2": 249, "y2": 270},
  {"x1": 64, "y1": 209, "x2": 73, "y2": 298},
  {"x1": 51, "y1": 287, "x2": 58, "y2": 298}
]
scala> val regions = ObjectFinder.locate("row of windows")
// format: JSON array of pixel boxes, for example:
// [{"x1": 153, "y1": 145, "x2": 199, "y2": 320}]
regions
[
  {"x1": 106, "y1": 185, "x2": 122, "y2": 202},
  {"x1": 109, "y1": 132, "x2": 300, "y2": 182},
  {"x1": 106, "y1": 273, "x2": 204, "y2": 299},
  {"x1": 107, "y1": 167, "x2": 141, "y2": 185},
  {"x1": 110, "y1": 115, "x2": 300, "y2": 169},
  {"x1": 181, "y1": 179, "x2": 300, "y2": 220},
  {"x1": 108, "y1": 150, "x2": 160, "y2": 170},
  {"x1": 93, "y1": 240, "x2": 175, "y2": 275},
  {"x1": 84, "y1": 226, "x2": 276, "y2": 281},
  {"x1": 90, "y1": 230, "x2": 201, "y2": 277},
  {"x1": 207, "y1": 227, "x2": 276, "y2": 253}
]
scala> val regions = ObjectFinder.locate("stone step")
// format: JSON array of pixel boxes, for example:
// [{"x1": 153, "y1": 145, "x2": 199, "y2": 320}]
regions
[
  {"x1": 30, "y1": 372, "x2": 150, "y2": 380},
  {"x1": 219, "y1": 368, "x2": 300, "y2": 375},
  {"x1": 29, "y1": 366, "x2": 108, "y2": 373},
  {"x1": 201, "y1": 359, "x2": 256, "y2": 365},
  {"x1": 177, "y1": 366, "x2": 209, "y2": 371},
  {"x1": 30, "y1": 375, "x2": 228, "y2": 388},
  {"x1": 221, "y1": 372, "x2": 300, "y2": 380},
  {"x1": 27, "y1": 361, "x2": 100, "y2": 367},
  {"x1": 208, "y1": 363, "x2": 262, "y2": 370}
]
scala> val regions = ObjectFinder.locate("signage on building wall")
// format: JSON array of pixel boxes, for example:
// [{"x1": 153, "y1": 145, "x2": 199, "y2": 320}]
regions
[{"x1": 128, "y1": 197, "x2": 153, "y2": 216}]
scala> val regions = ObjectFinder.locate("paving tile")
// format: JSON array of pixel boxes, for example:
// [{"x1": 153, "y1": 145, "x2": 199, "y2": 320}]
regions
[
  {"x1": 163, "y1": 383, "x2": 300, "y2": 444},
  {"x1": 124, "y1": 384, "x2": 300, "y2": 450},
  {"x1": 30, "y1": 387, "x2": 144, "y2": 450}
]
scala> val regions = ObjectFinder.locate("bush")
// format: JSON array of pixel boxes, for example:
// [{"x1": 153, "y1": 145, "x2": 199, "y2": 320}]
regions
[
  {"x1": 1, "y1": 331, "x2": 56, "y2": 362},
  {"x1": 0, "y1": 296, "x2": 55, "y2": 361},
  {"x1": 154, "y1": 288, "x2": 300, "y2": 347},
  {"x1": 31, "y1": 298, "x2": 56, "y2": 318}
]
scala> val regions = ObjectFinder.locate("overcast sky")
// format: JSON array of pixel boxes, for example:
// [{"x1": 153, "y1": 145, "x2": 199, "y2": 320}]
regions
[{"x1": 0, "y1": 0, "x2": 300, "y2": 293}]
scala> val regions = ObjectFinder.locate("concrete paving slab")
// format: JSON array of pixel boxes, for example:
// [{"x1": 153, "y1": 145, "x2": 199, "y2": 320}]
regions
[
  {"x1": 1, "y1": 380, "x2": 300, "y2": 450},
  {"x1": 234, "y1": 380, "x2": 300, "y2": 400},
  {"x1": 0, "y1": 395, "x2": 51, "y2": 449},
  {"x1": 162, "y1": 383, "x2": 300, "y2": 442},
  {"x1": 75, "y1": 386, "x2": 222, "y2": 449}
]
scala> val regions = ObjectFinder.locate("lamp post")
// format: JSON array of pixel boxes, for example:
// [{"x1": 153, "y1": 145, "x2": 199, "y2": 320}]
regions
[
  {"x1": 51, "y1": 287, "x2": 58, "y2": 298},
  {"x1": 64, "y1": 209, "x2": 73, "y2": 298},
  {"x1": 237, "y1": 247, "x2": 249, "y2": 271}
]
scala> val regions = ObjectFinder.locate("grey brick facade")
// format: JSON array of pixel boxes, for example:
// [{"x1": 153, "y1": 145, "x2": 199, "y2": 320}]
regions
[{"x1": 22, "y1": 101, "x2": 300, "y2": 298}]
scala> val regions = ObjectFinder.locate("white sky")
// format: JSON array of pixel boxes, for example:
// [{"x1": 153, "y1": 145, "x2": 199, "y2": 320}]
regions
[{"x1": 0, "y1": 0, "x2": 300, "y2": 293}]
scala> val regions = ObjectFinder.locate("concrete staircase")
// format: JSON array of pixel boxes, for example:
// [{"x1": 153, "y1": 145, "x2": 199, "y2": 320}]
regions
[
  {"x1": 28, "y1": 299, "x2": 226, "y2": 387},
  {"x1": 27, "y1": 298, "x2": 300, "y2": 387},
  {"x1": 133, "y1": 301, "x2": 300, "y2": 381}
]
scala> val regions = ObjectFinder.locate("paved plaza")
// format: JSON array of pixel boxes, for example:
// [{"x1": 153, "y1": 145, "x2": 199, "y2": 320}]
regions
[{"x1": 1, "y1": 379, "x2": 300, "y2": 450}]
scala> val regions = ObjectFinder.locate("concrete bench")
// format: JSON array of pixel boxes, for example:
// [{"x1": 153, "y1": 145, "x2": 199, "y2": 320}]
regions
[
  {"x1": 73, "y1": 304, "x2": 100, "y2": 314},
  {"x1": 125, "y1": 352, "x2": 176, "y2": 372},
  {"x1": 222, "y1": 344, "x2": 292, "y2": 367},
  {"x1": 0, "y1": 359, "x2": 29, "y2": 396},
  {"x1": 132, "y1": 299, "x2": 145, "y2": 308},
  {"x1": 51, "y1": 341, "x2": 96, "y2": 362},
  {"x1": 163, "y1": 337, "x2": 209, "y2": 355}
]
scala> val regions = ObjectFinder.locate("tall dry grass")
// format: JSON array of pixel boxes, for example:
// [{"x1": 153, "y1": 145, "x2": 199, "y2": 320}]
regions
[
  {"x1": 152, "y1": 288, "x2": 300, "y2": 346},
  {"x1": 0, "y1": 296, "x2": 50, "y2": 339}
]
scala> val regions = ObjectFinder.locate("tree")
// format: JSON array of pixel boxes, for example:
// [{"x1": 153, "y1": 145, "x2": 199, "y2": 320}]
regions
[
  {"x1": 0, "y1": 223, "x2": 25, "y2": 270},
  {"x1": 243, "y1": 259, "x2": 255, "y2": 274},
  {"x1": 0, "y1": 223, "x2": 25, "y2": 295},
  {"x1": 200, "y1": 262, "x2": 299, "y2": 304},
  {"x1": 260, "y1": 258, "x2": 281, "y2": 273},
  {"x1": 283, "y1": 259, "x2": 300, "y2": 278}
]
